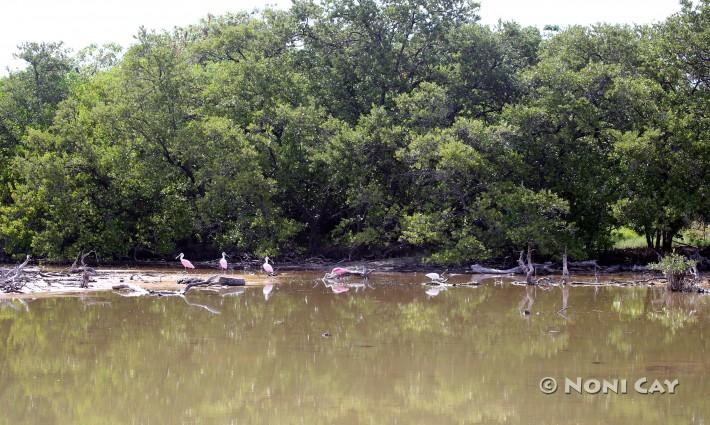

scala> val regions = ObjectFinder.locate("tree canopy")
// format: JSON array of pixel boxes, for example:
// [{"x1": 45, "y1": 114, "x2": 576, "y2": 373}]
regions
[{"x1": 0, "y1": 0, "x2": 707, "y2": 264}]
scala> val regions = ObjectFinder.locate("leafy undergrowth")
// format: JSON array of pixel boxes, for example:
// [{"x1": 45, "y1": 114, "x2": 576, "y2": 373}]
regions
[
  {"x1": 612, "y1": 227, "x2": 647, "y2": 249},
  {"x1": 612, "y1": 225, "x2": 710, "y2": 250}
]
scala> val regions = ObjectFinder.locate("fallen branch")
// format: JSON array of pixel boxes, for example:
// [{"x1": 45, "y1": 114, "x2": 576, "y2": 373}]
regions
[
  {"x1": 470, "y1": 261, "x2": 558, "y2": 275},
  {"x1": 178, "y1": 275, "x2": 246, "y2": 294},
  {"x1": 323, "y1": 266, "x2": 371, "y2": 279},
  {"x1": 69, "y1": 250, "x2": 96, "y2": 274},
  {"x1": 0, "y1": 255, "x2": 31, "y2": 292},
  {"x1": 561, "y1": 248, "x2": 570, "y2": 285},
  {"x1": 470, "y1": 264, "x2": 523, "y2": 274},
  {"x1": 517, "y1": 242, "x2": 535, "y2": 285},
  {"x1": 470, "y1": 259, "x2": 654, "y2": 275},
  {"x1": 112, "y1": 283, "x2": 149, "y2": 296}
]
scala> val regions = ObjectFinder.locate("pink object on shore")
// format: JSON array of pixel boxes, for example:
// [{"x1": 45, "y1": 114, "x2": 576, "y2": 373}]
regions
[
  {"x1": 263, "y1": 257, "x2": 274, "y2": 275},
  {"x1": 177, "y1": 253, "x2": 195, "y2": 271},
  {"x1": 331, "y1": 267, "x2": 348, "y2": 276},
  {"x1": 219, "y1": 252, "x2": 228, "y2": 271}
]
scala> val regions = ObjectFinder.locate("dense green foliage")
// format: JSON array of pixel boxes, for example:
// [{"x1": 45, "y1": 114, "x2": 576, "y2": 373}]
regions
[
  {"x1": 0, "y1": 0, "x2": 708, "y2": 263},
  {"x1": 649, "y1": 252, "x2": 698, "y2": 275},
  {"x1": 649, "y1": 252, "x2": 699, "y2": 291}
]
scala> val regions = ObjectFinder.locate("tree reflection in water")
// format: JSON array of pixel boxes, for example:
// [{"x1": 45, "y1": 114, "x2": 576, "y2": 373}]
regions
[
  {"x1": 0, "y1": 275, "x2": 709, "y2": 424},
  {"x1": 558, "y1": 284, "x2": 570, "y2": 320},
  {"x1": 518, "y1": 285, "x2": 535, "y2": 317}
]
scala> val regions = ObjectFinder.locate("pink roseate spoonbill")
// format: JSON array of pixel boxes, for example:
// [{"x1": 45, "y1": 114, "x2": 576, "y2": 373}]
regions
[
  {"x1": 176, "y1": 253, "x2": 195, "y2": 272},
  {"x1": 219, "y1": 252, "x2": 228, "y2": 273},
  {"x1": 331, "y1": 267, "x2": 348, "y2": 277},
  {"x1": 263, "y1": 257, "x2": 274, "y2": 275}
]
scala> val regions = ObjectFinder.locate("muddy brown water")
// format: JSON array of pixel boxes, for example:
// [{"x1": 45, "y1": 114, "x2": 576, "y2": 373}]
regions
[{"x1": 0, "y1": 271, "x2": 708, "y2": 424}]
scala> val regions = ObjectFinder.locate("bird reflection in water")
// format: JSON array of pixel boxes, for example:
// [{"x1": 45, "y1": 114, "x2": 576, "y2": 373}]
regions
[
  {"x1": 319, "y1": 277, "x2": 371, "y2": 294},
  {"x1": 425, "y1": 286, "x2": 445, "y2": 297},
  {"x1": 263, "y1": 284, "x2": 274, "y2": 301}
]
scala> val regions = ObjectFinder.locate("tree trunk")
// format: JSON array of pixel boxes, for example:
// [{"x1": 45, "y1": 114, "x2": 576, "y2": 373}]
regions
[
  {"x1": 662, "y1": 230, "x2": 675, "y2": 252},
  {"x1": 525, "y1": 241, "x2": 534, "y2": 285},
  {"x1": 561, "y1": 248, "x2": 569, "y2": 285},
  {"x1": 667, "y1": 271, "x2": 687, "y2": 292},
  {"x1": 308, "y1": 220, "x2": 321, "y2": 254}
]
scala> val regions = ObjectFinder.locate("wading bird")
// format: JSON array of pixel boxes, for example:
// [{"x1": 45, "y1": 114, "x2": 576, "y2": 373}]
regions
[
  {"x1": 331, "y1": 267, "x2": 348, "y2": 277},
  {"x1": 219, "y1": 252, "x2": 228, "y2": 273},
  {"x1": 177, "y1": 253, "x2": 195, "y2": 272},
  {"x1": 425, "y1": 272, "x2": 447, "y2": 283},
  {"x1": 263, "y1": 257, "x2": 274, "y2": 275}
]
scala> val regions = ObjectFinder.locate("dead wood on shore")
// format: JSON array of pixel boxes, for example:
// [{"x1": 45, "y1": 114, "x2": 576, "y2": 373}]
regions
[
  {"x1": 178, "y1": 275, "x2": 246, "y2": 294},
  {"x1": 472, "y1": 254, "x2": 653, "y2": 276},
  {"x1": 323, "y1": 266, "x2": 371, "y2": 280},
  {"x1": 561, "y1": 248, "x2": 570, "y2": 285},
  {"x1": 0, "y1": 256, "x2": 31, "y2": 292}
]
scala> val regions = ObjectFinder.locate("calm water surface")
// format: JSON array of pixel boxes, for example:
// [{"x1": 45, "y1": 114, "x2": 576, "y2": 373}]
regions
[{"x1": 1, "y1": 272, "x2": 709, "y2": 424}]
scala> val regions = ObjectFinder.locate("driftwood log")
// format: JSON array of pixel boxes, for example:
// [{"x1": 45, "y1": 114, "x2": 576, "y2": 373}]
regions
[
  {"x1": 69, "y1": 251, "x2": 98, "y2": 288},
  {"x1": 178, "y1": 275, "x2": 246, "y2": 294},
  {"x1": 470, "y1": 261, "x2": 558, "y2": 275},
  {"x1": 112, "y1": 283, "x2": 150, "y2": 296},
  {"x1": 470, "y1": 264, "x2": 524, "y2": 274},
  {"x1": 521, "y1": 242, "x2": 535, "y2": 285},
  {"x1": 0, "y1": 255, "x2": 31, "y2": 292},
  {"x1": 470, "y1": 256, "x2": 657, "y2": 275},
  {"x1": 69, "y1": 250, "x2": 97, "y2": 273},
  {"x1": 323, "y1": 266, "x2": 371, "y2": 279},
  {"x1": 561, "y1": 249, "x2": 570, "y2": 285}
]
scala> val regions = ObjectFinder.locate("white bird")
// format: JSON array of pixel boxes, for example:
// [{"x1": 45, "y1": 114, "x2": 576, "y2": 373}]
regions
[
  {"x1": 263, "y1": 257, "x2": 274, "y2": 275},
  {"x1": 425, "y1": 272, "x2": 446, "y2": 282}
]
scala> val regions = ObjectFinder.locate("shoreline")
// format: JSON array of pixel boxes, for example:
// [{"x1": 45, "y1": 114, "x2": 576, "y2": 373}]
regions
[
  {"x1": 14, "y1": 253, "x2": 704, "y2": 274},
  {"x1": 1, "y1": 264, "x2": 708, "y2": 298}
]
